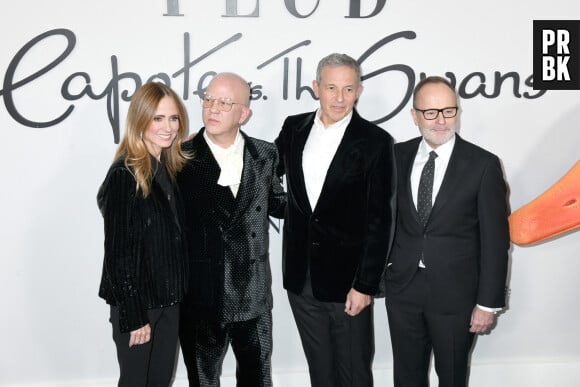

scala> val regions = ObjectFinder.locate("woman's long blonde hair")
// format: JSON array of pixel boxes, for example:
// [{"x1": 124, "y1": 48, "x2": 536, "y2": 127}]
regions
[{"x1": 114, "y1": 82, "x2": 190, "y2": 197}]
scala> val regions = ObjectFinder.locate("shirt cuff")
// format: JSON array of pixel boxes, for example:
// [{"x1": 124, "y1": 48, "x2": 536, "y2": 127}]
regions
[{"x1": 476, "y1": 304, "x2": 502, "y2": 313}]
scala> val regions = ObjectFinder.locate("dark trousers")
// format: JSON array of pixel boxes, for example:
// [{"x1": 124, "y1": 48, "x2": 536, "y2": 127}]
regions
[
  {"x1": 287, "y1": 278, "x2": 375, "y2": 387},
  {"x1": 110, "y1": 304, "x2": 180, "y2": 387},
  {"x1": 179, "y1": 311, "x2": 273, "y2": 387},
  {"x1": 386, "y1": 269, "x2": 475, "y2": 387}
]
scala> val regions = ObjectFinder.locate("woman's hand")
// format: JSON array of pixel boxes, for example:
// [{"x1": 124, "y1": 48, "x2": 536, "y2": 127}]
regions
[{"x1": 129, "y1": 324, "x2": 151, "y2": 347}]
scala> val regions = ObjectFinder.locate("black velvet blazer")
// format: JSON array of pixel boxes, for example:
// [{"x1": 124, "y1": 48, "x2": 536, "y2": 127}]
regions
[
  {"x1": 178, "y1": 130, "x2": 286, "y2": 322},
  {"x1": 97, "y1": 157, "x2": 188, "y2": 332},
  {"x1": 276, "y1": 109, "x2": 397, "y2": 302}
]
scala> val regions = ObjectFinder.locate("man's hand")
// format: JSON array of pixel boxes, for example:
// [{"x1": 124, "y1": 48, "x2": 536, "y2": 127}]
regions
[
  {"x1": 469, "y1": 306, "x2": 495, "y2": 334},
  {"x1": 129, "y1": 324, "x2": 151, "y2": 347},
  {"x1": 344, "y1": 288, "x2": 371, "y2": 316}
]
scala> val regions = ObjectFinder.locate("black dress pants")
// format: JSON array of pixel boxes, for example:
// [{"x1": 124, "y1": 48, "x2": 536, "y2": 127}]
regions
[
  {"x1": 386, "y1": 269, "x2": 475, "y2": 387},
  {"x1": 110, "y1": 304, "x2": 180, "y2": 387},
  {"x1": 287, "y1": 277, "x2": 375, "y2": 387},
  {"x1": 180, "y1": 311, "x2": 273, "y2": 387}
]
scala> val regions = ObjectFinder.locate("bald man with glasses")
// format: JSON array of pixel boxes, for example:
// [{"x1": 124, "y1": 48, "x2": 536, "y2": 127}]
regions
[{"x1": 178, "y1": 72, "x2": 286, "y2": 387}]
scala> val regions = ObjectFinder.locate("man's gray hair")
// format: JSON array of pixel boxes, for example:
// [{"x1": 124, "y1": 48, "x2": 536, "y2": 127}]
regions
[{"x1": 316, "y1": 53, "x2": 361, "y2": 85}]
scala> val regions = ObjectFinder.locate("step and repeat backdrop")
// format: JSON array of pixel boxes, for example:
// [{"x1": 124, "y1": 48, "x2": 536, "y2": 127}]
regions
[{"x1": 1, "y1": 1, "x2": 579, "y2": 386}]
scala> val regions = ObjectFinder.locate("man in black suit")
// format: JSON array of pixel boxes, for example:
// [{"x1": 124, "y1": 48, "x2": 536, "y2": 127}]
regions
[
  {"x1": 178, "y1": 72, "x2": 286, "y2": 387},
  {"x1": 385, "y1": 76, "x2": 510, "y2": 387},
  {"x1": 275, "y1": 53, "x2": 396, "y2": 386}
]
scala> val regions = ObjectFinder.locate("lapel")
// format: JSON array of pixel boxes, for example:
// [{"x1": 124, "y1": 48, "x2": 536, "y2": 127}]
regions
[
  {"x1": 192, "y1": 131, "x2": 236, "y2": 223},
  {"x1": 228, "y1": 131, "x2": 264, "y2": 225},
  {"x1": 289, "y1": 112, "x2": 316, "y2": 214},
  {"x1": 150, "y1": 176, "x2": 182, "y2": 232},
  {"x1": 313, "y1": 110, "x2": 368, "y2": 213},
  {"x1": 400, "y1": 138, "x2": 422, "y2": 225},
  {"x1": 191, "y1": 129, "x2": 221, "y2": 181},
  {"x1": 430, "y1": 134, "x2": 470, "y2": 217},
  {"x1": 402, "y1": 135, "x2": 470, "y2": 226}
]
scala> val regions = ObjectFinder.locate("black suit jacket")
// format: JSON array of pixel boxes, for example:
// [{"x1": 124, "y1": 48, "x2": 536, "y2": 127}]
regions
[
  {"x1": 276, "y1": 109, "x2": 396, "y2": 302},
  {"x1": 386, "y1": 135, "x2": 510, "y2": 312},
  {"x1": 178, "y1": 129, "x2": 286, "y2": 322}
]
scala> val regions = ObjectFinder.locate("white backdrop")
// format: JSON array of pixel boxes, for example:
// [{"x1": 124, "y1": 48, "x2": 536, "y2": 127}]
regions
[{"x1": 1, "y1": 1, "x2": 579, "y2": 386}]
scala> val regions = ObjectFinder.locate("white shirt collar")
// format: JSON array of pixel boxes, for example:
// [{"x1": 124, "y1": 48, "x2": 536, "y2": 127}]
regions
[
  {"x1": 313, "y1": 109, "x2": 353, "y2": 130},
  {"x1": 418, "y1": 134, "x2": 456, "y2": 162},
  {"x1": 203, "y1": 128, "x2": 243, "y2": 156}
]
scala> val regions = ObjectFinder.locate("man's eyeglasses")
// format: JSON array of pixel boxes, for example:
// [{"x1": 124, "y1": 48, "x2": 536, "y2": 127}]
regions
[
  {"x1": 201, "y1": 95, "x2": 244, "y2": 112},
  {"x1": 414, "y1": 107, "x2": 458, "y2": 120}
]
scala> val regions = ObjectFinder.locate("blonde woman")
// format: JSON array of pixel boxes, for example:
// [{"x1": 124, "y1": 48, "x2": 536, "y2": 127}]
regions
[{"x1": 97, "y1": 82, "x2": 190, "y2": 387}]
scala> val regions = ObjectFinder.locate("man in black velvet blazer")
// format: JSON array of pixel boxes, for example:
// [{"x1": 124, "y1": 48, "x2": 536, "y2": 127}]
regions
[
  {"x1": 275, "y1": 53, "x2": 396, "y2": 386},
  {"x1": 177, "y1": 73, "x2": 286, "y2": 387},
  {"x1": 385, "y1": 76, "x2": 510, "y2": 387}
]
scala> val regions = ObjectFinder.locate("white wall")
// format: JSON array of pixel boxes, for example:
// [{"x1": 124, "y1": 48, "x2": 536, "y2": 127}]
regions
[{"x1": 1, "y1": 1, "x2": 579, "y2": 386}]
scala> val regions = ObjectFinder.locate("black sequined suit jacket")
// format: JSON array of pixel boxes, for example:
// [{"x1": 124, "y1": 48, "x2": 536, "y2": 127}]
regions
[
  {"x1": 178, "y1": 129, "x2": 286, "y2": 322},
  {"x1": 97, "y1": 157, "x2": 189, "y2": 333},
  {"x1": 275, "y1": 109, "x2": 397, "y2": 302}
]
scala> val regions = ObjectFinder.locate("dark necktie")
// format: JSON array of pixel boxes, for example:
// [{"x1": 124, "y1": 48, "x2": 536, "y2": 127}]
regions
[{"x1": 417, "y1": 151, "x2": 438, "y2": 226}]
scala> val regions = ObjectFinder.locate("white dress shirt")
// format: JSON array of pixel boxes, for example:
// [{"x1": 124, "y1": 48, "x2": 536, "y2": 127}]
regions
[
  {"x1": 302, "y1": 110, "x2": 352, "y2": 209},
  {"x1": 204, "y1": 129, "x2": 245, "y2": 197}
]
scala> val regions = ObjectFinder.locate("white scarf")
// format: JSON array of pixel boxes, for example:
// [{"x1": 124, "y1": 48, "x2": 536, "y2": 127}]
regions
[{"x1": 203, "y1": 129, "x2": 245, "y2": 197}]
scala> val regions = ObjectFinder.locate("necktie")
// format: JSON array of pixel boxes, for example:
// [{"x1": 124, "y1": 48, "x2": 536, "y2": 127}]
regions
[{"x1": 417, "y1": 151, "x2": 438, "y2": 226}]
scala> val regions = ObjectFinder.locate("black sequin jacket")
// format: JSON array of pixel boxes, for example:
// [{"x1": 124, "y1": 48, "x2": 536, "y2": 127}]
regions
[
  {"x1": 97, "y1": 157, "x2": 188, "y2": 333},
  {"x1": 178, "y1": 130, "x2": 286, "y2": 322}
]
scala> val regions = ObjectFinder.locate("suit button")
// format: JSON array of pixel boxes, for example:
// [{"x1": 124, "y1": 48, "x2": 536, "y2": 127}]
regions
[
  {"x1": 313, "y1": 218, "x2": 320, "y2": 223},
  {"x1": 251, "y1": 232, "x2": 256, "y2": 238},
  {"x1": 256, "y1": 206, "x2": 261, "y2": 212}
]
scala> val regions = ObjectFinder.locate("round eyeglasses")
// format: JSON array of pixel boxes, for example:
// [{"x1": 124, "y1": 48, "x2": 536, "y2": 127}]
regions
[{"x1": 201, "y1": 95, "x2": 244, "y2": 112}]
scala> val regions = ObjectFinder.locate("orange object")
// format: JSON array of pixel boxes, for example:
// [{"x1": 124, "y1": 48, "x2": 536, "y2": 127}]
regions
[{"x1": 509, "y1": 160, "x2": 580, "y2": 245}]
